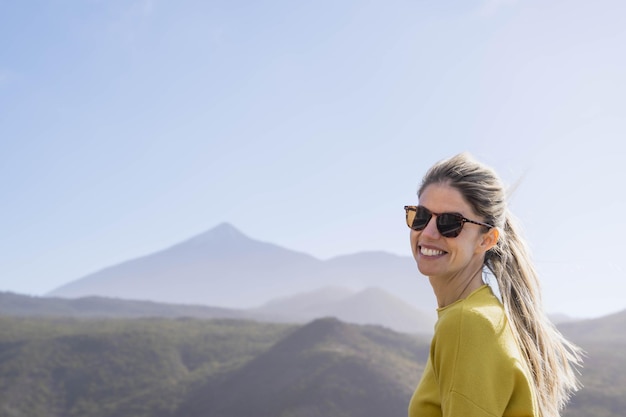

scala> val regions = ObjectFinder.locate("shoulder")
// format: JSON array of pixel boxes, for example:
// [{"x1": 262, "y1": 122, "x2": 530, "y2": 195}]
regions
[
  {"x1": 437, "y1": 286, "x2": 506, "y2": 336},
  {"x1": 434, "y1": 286, "x2": 512, "y2": 357}
]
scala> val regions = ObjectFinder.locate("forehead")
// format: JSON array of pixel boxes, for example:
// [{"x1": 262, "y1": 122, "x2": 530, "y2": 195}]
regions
[{"x1": 418, "y1": 183, "x2": 476, "y2": 215}]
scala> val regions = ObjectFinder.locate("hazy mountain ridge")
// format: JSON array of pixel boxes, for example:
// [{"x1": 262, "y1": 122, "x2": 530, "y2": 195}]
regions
[
  {"x1": 558, "y1": 309, "x2": 626, "y2": 417},
  {"x1": 559, "y1": 308, "x2": 626, "y2": 344},
  {"x1": 251, "y1": 286, "x2": 436, "y2": 334},
  {"x1": 0, "y1": 291, "x2": 246, "y2": 319},
  {"x1": 47, "y1": 223, "x2": 436, "y2": 312},
  {"x1": 1, "y1": 287, "x2": 436, "y2": 335},
  {"x1": 0, "y1": 314, "x2": 624, "y2": 417}
]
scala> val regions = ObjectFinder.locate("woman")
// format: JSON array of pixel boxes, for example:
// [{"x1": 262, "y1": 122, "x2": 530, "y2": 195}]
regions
[{"x1": 406, "y1": 153, "x2": 582, "y2": 417}]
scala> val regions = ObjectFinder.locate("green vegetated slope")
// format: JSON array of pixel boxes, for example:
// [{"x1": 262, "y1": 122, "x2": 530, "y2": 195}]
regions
[
  {"x1": 0, "y1": 316, "x2": 429, "y2": 417},
  {"x1": 177, "y1": 317, "x2": 428, "y2": 417},
  {"x1": 560, "y1": 310, "x2": 626, "y2": 417},
  {"x1": 0, "y1": 312, "x2": 625, "y2": 417},
  {"x1": 0, "y1": 317, "x2": 294, "y2": 417}
]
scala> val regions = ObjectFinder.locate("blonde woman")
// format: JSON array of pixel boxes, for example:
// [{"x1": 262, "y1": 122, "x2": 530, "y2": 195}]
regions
[{"x1": 406, "y1": 153, "x2": 582, "y2": 417}]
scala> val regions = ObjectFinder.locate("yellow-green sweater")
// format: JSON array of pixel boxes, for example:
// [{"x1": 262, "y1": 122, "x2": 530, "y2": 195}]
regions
[{"x1": 408, "y1": 285, "x2": 538, "y2": 417}]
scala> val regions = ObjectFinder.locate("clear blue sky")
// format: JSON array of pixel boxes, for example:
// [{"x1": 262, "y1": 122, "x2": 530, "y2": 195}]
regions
[{"x1": 1, "y1": 0, "x2": 624, "y2": 318}]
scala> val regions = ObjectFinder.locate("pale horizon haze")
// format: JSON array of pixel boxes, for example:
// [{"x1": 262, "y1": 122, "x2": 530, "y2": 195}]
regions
[{"x1": 1, "y1": 0, "x2": 625, "y2": 319}]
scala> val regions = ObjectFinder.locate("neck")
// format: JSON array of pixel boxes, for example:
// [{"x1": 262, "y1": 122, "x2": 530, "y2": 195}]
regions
[{"x1": 429, "y1": 260, "x2": 485, "y2": 309}]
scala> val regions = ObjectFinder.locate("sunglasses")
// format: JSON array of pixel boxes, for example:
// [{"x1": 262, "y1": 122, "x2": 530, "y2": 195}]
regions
[{"x1": 404, "y1": 205, "x2": 494, "y2": 238}]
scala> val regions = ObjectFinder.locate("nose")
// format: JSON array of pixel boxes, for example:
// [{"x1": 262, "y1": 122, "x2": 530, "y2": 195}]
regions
[{"x1": 420, "y1": 215, "x2": 441, "y2": 239}]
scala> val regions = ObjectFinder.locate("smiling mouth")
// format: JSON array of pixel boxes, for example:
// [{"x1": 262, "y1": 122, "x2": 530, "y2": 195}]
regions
[{"x1": 420, "y1": 247, "x2": 446, "y2": 257}]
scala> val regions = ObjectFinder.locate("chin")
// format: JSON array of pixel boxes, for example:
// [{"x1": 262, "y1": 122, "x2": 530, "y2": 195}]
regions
[{"x1": 417, "y1": 265, "x2": 436, "y2": 277}]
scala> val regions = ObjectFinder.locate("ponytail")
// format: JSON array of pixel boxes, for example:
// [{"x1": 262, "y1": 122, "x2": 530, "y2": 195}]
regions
[{"x1": 486, "y1": 211, "x2": 583, "y2": 417}]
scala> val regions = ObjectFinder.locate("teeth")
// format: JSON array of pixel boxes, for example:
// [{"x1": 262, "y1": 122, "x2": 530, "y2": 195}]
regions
[{"x1": 421, "y1": 247, "x2": 445, "y2": 256}]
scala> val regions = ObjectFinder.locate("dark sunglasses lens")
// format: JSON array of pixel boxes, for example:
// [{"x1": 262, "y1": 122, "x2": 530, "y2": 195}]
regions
[
  {"x1": 437, "y1": 213, "x2": 463, "y2": 237},
  {"x1": 410, "y1": 207, "x2": 432, "y2": 230},
  {"x1": 405, "y1": 208, "x2": 416, "y2": 229}
]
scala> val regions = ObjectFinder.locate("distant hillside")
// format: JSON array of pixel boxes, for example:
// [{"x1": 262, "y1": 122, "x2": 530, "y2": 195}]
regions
[
  {"x1": 0, "y1": 315, "x2": 624, "y2": 417},
  {"x1": 0, "y1": 291, "x2": 246, "y2": 319},
  {"x1": 559, "y1": 309, "x2": 626, "y2": 344},
  {"x1": 0, "y1": 316, "x2": 294, "y2": 417},
  {"x1": 253, "y1": 286, "x2": 436, "y2": 334},
  {"x1": 0, "y1": 316, "x2": 427, "y2": 417},
  {"x1": 1, "y1": 289, "x2": 434, "y2": 335},
  {"x1": 47, "y1": 223, "x2": 435, "y2": 312},
  {"x1": 557, "y1": 310, "x2": 626, "y2": 417},
  {"x1": 177, "y1": 317, "x2": 429, "y2": 417}
]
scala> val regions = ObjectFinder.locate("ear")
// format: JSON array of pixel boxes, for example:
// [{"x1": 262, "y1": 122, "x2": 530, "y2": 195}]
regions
[{"x1": 478, "y1": 228, "x2": 499, "y2": 253}]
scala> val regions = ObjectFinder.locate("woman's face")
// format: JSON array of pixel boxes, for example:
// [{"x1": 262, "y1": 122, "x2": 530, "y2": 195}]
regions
[{"x1": 410, "y1": 183, "x2": 491, "y2": 280}]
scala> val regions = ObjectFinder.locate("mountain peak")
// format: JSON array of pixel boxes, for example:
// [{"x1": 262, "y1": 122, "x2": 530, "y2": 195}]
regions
[
  {"x1": 182, "y1": 222, "x2": 249, "y2": 246},
  {"x1": 210, "y1": 222, "x2": 244, "y2": 237}
]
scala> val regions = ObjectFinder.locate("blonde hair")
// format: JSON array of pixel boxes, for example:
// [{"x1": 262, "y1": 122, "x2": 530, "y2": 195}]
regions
[{"x1": 419, "y1": 153, "x2": 582, "y2": 417}]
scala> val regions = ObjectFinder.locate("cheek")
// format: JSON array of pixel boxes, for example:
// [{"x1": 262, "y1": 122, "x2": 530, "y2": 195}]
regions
[{"x1": 453, "y1": 237, "x2": 481, "y2": 259}]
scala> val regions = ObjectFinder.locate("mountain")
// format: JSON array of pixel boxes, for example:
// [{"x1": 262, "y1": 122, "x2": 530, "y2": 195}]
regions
[
  {"x1": 558, "y1": 308, "x2": 626, "y2": 344},
  {"x1": 48, "y1": 223, "x2": 325, "y2": 307},
  {"x1": 48, "y1": 223, "x2": 435, "y2": 312},
  {"x1": 320, "y1": 251, "x2": 436, "y2": 308},
  {"x1": 556, "y1": 309, "x2": 626, "y2": 417},
  {"x1": 252, "y1": 286, "x2": 436, "y2": 334},
  {"x1": 171, "y1": 317, "x2": 428, "y2": 417},
  {"x1": 254, "y1": 286, "x2": 356, "y2": 315}
]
